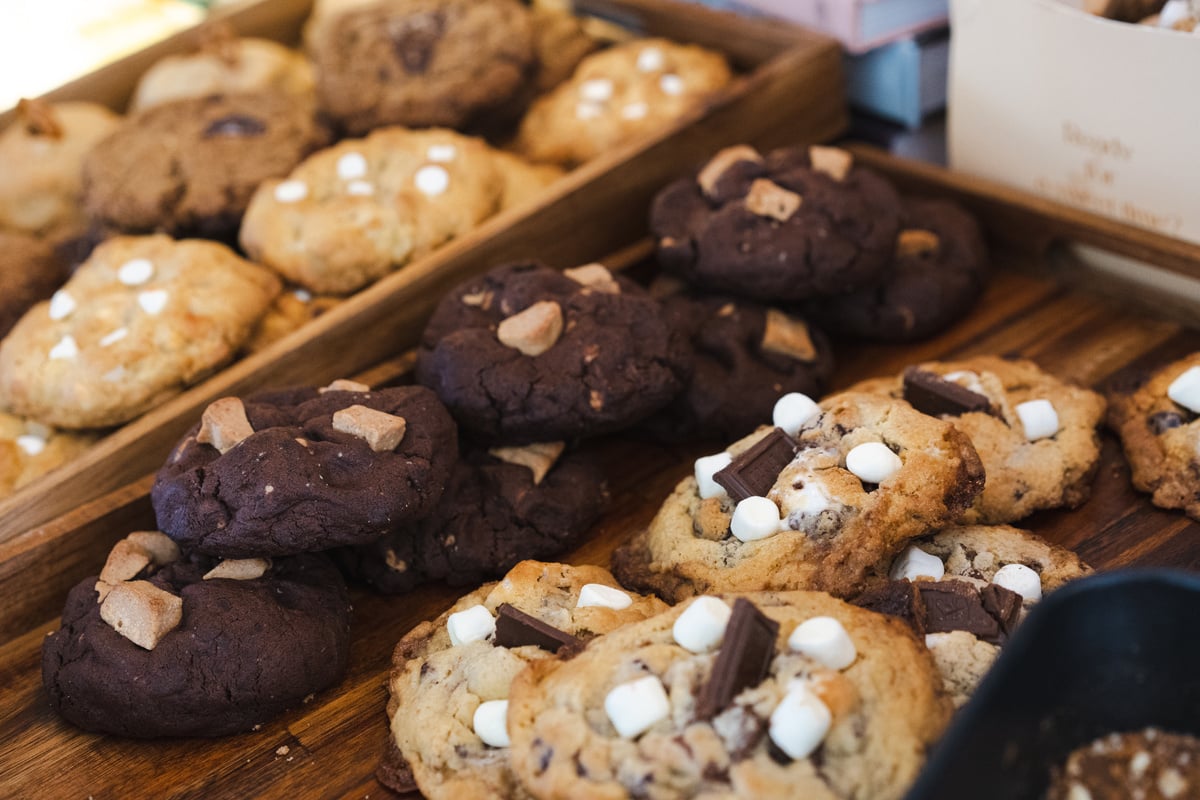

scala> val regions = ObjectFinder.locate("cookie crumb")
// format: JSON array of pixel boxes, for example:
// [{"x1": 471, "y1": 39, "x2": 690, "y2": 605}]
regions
[{"x1": 276, "y1": 745, "x2": 290, "y2": 756}]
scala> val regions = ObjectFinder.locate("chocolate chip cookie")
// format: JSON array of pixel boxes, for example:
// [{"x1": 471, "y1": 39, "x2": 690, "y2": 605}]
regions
[
  {"x1": 382, "y1": 560, "x2": 667, "y2": 798},
  {"x1": 416, "y1": 262, "x2": 690, "y2": 444},
  {"x1": 152, "y1": 382, "x2": 457, "y2": 557},
  {"x1": 42, "y1": 532, "x2": 351, "y2": 737},
  {"x1": 1047, "y1": 728, "x2": 1200, "y2": 800},
  {"x1": 613, "y1": 392, "x2": 985, "y2": 603},
  {"x1": 0, "y1": 230, "x2": 67, "y2": 339},
  {"x1": 651, "y1": 144, "x2": 903, "y2": 302}
]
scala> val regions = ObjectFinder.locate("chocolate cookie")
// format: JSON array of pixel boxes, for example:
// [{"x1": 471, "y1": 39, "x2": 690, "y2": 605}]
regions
[
  {"x1": 309, "y1": 0, "x2": 535, "y2": 136},
  {"x1": 642, "y1": 286, "x2": 834, "y2": 442},
  {"x1": 803, "y1": 197, "x2": 989, "y2": 341},
  {"x1": 651, "y1": 144, "x2": 903, "y2": 302},
  {"x1": 1047, "y1": 728, "x2": 1200, "y2": 800},
  {"x1": 338, "y1": 443, "x2": 609, "y2": 593},
  {"x1": 42, "y1": 532, "x2": 351, "y2": 738},
  {"x1": 152, "y1": 382, "x2": 457, "y2": 557},
  {"x1": 82, "y1": 92, "x2": 329, "y2": 241},
  {"x1": 0, "y1": 231, "x2": 67, "y2": 340},
  {"x1": 416, "y1": 262, "x2": 690, "y2": 444}
]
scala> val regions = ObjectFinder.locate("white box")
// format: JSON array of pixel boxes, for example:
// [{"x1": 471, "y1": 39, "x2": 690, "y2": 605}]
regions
[{"x1": 949, "y1": 0, "x2": 1200, "y2": 245}]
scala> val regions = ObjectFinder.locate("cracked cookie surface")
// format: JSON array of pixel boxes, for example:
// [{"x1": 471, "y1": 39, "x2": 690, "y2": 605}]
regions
[{"x1": 0, "y1": 231, "x2": 67, "y2": 340}]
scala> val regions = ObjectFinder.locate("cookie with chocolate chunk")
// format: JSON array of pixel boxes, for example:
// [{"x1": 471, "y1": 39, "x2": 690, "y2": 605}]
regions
[
  {"x1": 651, "y1": 144, "x2": 902, "y2": 302},
  {"x1": 804, "y1": 198, "x2": 989, "y2": 342},
  {"x1": 1047, "y1": 728, "x2": 1200, "y2": 800},
  {"x1": 416, "y1": 262, "x2": 690, "y2": 444},
  {"x1": 152, "y1": 382, "x2": 457, "y2": 557},
  {"x1": 1107, "y1": 352, "x2": 1200, "y2": 520},
  {"x1": 0, "y1": 231, "x2": 67, "y2": 340},
  {"x1": 613, "y1": 392, "x2": 985, "y2": 603},
  {"x1": 42, "y1": 532, "x2": 351, "y2": 738},
  {"x1": 382, "y1": 560, "x2": 666, "y2": 798}
]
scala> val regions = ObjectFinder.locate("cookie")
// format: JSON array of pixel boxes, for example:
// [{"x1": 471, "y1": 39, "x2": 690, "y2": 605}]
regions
[
  {"x1": 528, "y1": 5, "x2": 599, "y2": 93},
  {"x1": 1047, "y1": 728, "x2": 1200, "y2": 800},
  {"x1": 1107, "y1": 352, "x2": 1200, "y2": 520},
  {"x1": 241, "y1": 287, "x2": 341, "y2": 355},
  {"x1": 382, "y1": 560, "x2": 667, "y2": 798},
  {"x1": 338, "y1": 444, "x2": 609, "y2": 593},
  {"x1": 642, "y1": 286, "x2": 835, "y2": 442},
  {"x1": 416, "y1": 261, "x2": 690, "y2": 444},
  {"x1": 309, "y1": 0, "x2": 535, "y2": 136},
  {"x1": 514, "y1": 38, "x2": 732, "y2": 167},
  {"x1": 0, "y1": 235, "x2": 280, "y2": 429},
  {"x1": 152, "y1": 382, "x2": 457, "y2": 557},
  {"x1": 82, "y1": 92, "x2": 330, "y2": 242},
  {"x1": 240, "y1": 127, "x2": 505, "y2": 295},
  {"x1": 803, "y1": 197, "x2": 989, "y2": 342},
  {"x1": 507, "y1": 591, "x2": 951, "y2": 800},
  {"x1": 0, "y1": 230, "x2": 67, "y2": 340},
  {"x1": 613, "y1": 391, "x2": 985, "y2": 603},
  {"x1": 855, "y1": 525, "x2": 1090, "y2": 707},
  {"x1": 492, "y1": 151, "x2": 565, "y2": 211},
  {"x1": 651, "y1": 144, "x2": 903, "y2": 302},
  {"x1": 0, "y1": 413, "x2": 96, "y2": 499},
  {"x1": 0, "y1": 99, "x2": 121, "y2": 239},
  {"x1": 850, "y1": 356, "x2": 1107, "y2": 524},
  {"x1": 42, "y1": 531, "x2": 351, "y2": 738}
]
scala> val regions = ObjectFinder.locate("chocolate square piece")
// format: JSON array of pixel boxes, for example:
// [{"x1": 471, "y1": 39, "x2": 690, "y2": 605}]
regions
[
  {"x1": 918, "y1": 580, "x2": 1000, "y2": 643},
  {"x1": 980, "y1": 583, "x2": 1022, "y2": 641},
  {"x1": 713, "y1": 428, "x2": 799, "y2": 502},
  {"x1": 852, "y1": 580, "x2": 928, "y2": 637},
  {"x1": 695, "y1": 599, "x2": 779, "y2": 720},
  {"x1": 494, "y1": 604, "x2": 582, "y2": 654},
  {"x1": 902, "y1": 368, "x2": 992, "y2": 417}
]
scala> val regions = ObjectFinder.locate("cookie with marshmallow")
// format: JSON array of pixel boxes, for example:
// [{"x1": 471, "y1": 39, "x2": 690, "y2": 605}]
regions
[
  {"x1": 613, "y1": 391, "x2": 985, "y2": 602},
  {"x1": 382, "y1": 560, "x2": 666, "y2": 799},
  {"x1": 851, "y1": 355, "x2": 1107, "y2": 524},
  {"x1": 506, "y1": 590, "x2": 950, "y2": 800}
]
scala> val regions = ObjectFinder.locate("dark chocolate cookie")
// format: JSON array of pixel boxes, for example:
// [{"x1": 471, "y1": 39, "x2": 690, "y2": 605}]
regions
[
  {"x1": 803, "y1": 197, "x2": 988, "y2": 341},
  {"x1": 651, "y1": 144, "x2": 902, "y2": 302},
  {"x1": 337, "y1": 444, "x2": 609, "y2": 593},
  {"x1": 42, "y1": 540, "x2": 350, "y2": 738},
  {"x1": 82, "y1": 92, "x2": 329, "y2": 242},
  {"x1": 152, "y1": 382, "x2": 457, "y2": 557},
  {"x1": 415, "y1": 262, "x2": 690, "y2": 444},
  {"x1": 642, "y1": 286, "x2": 834, "y2": 441},
  {"x1": 0, "y1": 231, "x2": 66, "y2": 339},
  {"x1": 309, "y1": 0, "x2": 534, "y2": 136}
]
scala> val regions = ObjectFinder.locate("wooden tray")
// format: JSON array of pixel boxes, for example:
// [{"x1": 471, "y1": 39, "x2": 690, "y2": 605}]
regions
[
  {"x1": 0, "y1": 0, "x2": 847, "y2": 541},
  {"x1": 2, "y1": 150, "x2": 1200, "y2": 799}
]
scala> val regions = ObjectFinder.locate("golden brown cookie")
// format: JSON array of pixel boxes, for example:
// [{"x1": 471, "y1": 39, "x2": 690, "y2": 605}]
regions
[
  {"x1": 0, "y1": 413, "x2": 96, "y2": 498},
  {"x1": 241, "y1": 288, "x2": 341, "y2": 354}
]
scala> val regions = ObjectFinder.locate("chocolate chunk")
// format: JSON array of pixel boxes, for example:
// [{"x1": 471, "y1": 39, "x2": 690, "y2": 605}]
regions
[
  {"x1": 918, "y1": 580, "x2": 1000, "y2": 642},
  {"x1": 494, "y1": 603, "x2": 582, "y2": 654},
  {"x1": 852, "y1": 580, "x2": 927, "y2": 637},
  {"x1": 980, "y1": 583, "x2": 1022, "y2": 641},
  {"x1": 713, "y1": 428, "x2": 798, "y2": 503},
  {"x1": 1149, "y1": 410, "x2": 1188, "y2": 435},
  {"x1": 902, "y1": 367, "x2": 992, "y2": 417},
  {"x1": 203, "y1": 114, "x2": 267, "y2": 138},
  {"x1": 695, "y1": 599, "x2": 779, "y2": 720},
  {"x1": 390, "y1": 11, "x2": 445, "y2": 73}
]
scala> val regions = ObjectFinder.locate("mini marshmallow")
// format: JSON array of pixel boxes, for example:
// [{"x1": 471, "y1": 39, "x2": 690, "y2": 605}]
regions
[
  {"x1": 473, "y1": 700, "x2": 510, "y2": 748},
  {"x1": 621, "y1": 102, "x2": 648, "y2": 120},
  {"x1": 992, "y1": 563, "x2": 1043, "y2": 602},
  {"x1": 672, "y1": 596, "x2": 731, "y2": 653},
  {"x1": 636, "y1": 46, "x2": 665, "y2": 72},
  {"x1": 577, "y1": 583, "x2": 633, "y2": 610},
  {"x1": 138, "y1": 289, "x2": 169, "y2": 315},
  {"x1": 604, "y1": 675, "x2": 670, "y2": 738},
  {"x1": 117, "y1": 258, "x2": 154, "y2": 286},
  {"x1": 845, "y1": 442, "x2": 902, "y2": 484},
  {"x1": 773, "y1": 392, "x2": 820, "y2": 436},
  {"x1": 788, "y1": 616, "x2": 857, "y2": 670},
  {"x1": 1015, "y1": 399, "x2": 1059, "y2": 441},
  {"x1": 579, "y1": 78, "x2": 614, "y2": 103},
  {"x1": 769, "y1": 683, "x2": 832, "y2": 760},
  {"x1": 1167, "y1": 366, "x2": 1200, "y2": 414},
  {"x1": 427, "y1": 144, "x2": 457, "y2": 162},
  {"x1": 414, "y1": 165, "x2": 449, "y2": 196},
  {"x1": 16, "y1": 434, "x2": 45, "y2": 456},
  {"x1": 694, "y1": 452, "x2": 732, "y2": 499},
  {"x1": 447, "y1": 604, "x2": 495, "y2": 646},
  {"x1": 48, "y1": 290, "x2": 75, "y2": 320},
  {"x1": 49, "y1": 335, "x2": 77, "y2": 360},
  {"x1": 336, "y1": 151, "x2": 367, "y2": 180},
  {"x1": 889, "y1": 545, "x2": 945, "y2": 582},
  {"x1": 730, "y1": 496, "x2": 783, "y2": 542},
  {"x1": 659, "y1": 74, "x2": 685, "y2": 96},
  {"x1": 99, "y1": 328, "x2": 128, "y2": 347},
  {"x1": 274, "y1": 179, "x2": 308, "y2": 203}
]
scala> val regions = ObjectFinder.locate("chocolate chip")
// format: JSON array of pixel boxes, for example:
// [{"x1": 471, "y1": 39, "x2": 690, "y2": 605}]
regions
[
  {"x1": 202, "y1": 114, "x2": 267, "y2": 138},
  {"x1": 494, "y1": 603, "x2": 582, "y2": 654},
  {"x1": 980, "y1": 583, "x2": 1022, "y2": 641},
  {"x1": 902, "y1": 367, "x2": 992, "y2": 417},
  {"x1": 918, "y1": 580, "x2": 1000, "y2": 643},
  {"x1": 852, "y1": 580, "x2": 927, "y2": 637},
  {"x1": 713, "y1": 428, "x2": 799, "y2": 503},
  {"x1": 390, "y1": 11, "x2": 445, "y2": 73},
  {"x1": 695, "y1": 599, "x2": 779, "y2": 720},
  {"x1": 1149, "y1": 410, "x2": 1188, "y2": 435}
]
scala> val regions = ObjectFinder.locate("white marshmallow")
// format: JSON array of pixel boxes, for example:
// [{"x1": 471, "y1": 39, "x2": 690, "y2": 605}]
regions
[
  {"x1": 447, "y1": 604, "x2": 495, "y2": 646},
  {"x1": 694, "y1": 452, "x2": 732, "y2": 499},
  {"x1": 16, "y1": 434, "x2": 46, "y2": 456},
  {"x1": 414, "y1": 165, "x2": 450, "y2": 196},
  {"x1": 730, "y1": 496, "x2": 783, "y2": 542},
  {"x1": 992, "y1": 563, "x2": 1043, "y2": 602},
  {"x1": 293, "y1": 288, "x2": 313, "y2": 302},
  {"x1": 117, "y1": 258, "x2": 154, "y2": 286},
  {"x1": 672, "y1": 596, "x2": 731, "y2": 653},
  {"x1": 346, "y1": 180, "x2": 374, "y2": 196},
  {"x1": 99, "y1": 328, "x2": 128, "y2": 347},
  {"x1": 636, "y1": 46, "x2": 665, "y2": 72},
  {"x1": 604, "y1": 675, "x2": 670, "y2": 738},
  {"x1": 769, "y1": 683, "x2": 832, "y2": 760},
  {"x1": 579, "y1": 78, "x2": 614, "y2": 103},
  {"x1": 48, "y1": 290, "x2": 75, "y2": 320},
  {"x1": 659, "y1": 74, "x2": 685, "y2": 96},
  {"x1": 1167, "y1": 366, "x2": 1200, "y2": 414},
  {"x1": 577, "y1": 583, "x2": 633, "y2": 610},
  {"x1": 427, "y1": 144, "x2": 457, "y2": 162},
  {"x1": 1159, "y1": 0, "x2": 1192, "y2": 28},
  {"x1": 336, "y1": 152, "x2": 367, "y2": 180},
  {"x1": 943, "y1": 370, "x2": 985, "y2": 395},
  {"x1": 787, "y1": 616, "x2": 857, "y2": 670},
  {"x1": 274, "y1": 179, "x2": 308, "y2": 203},
  {"x1": 785, "y1": 481, "x2": 832, "y2": 519},
  {"x1": 1015, "y1": 399, "x2": 1059, "y2": 441},
  {"x1": 138, "y1": 289, "x2": 169, "y2": 315},
  {"x1": 620, "y1": 102, "x2": 648, "y2": 120},
  {"x1": 889, "y1": 545, "x2": 945, "y2": 582},
  {"x1": 472, "y1": 700, "x2": 510, "y2": 748},
  {"x1": 49, "y1": 335, "x2": 78, "y2": 360},
  {"x1": 845, "y1": 442, "x2": 902, "y2": 484},
  {"x1": 575, "y1": 101, "x2": 603, "y2": 120},
  {"x1": 772, "y1": 392, "x2": 820, "y2": 436}
]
